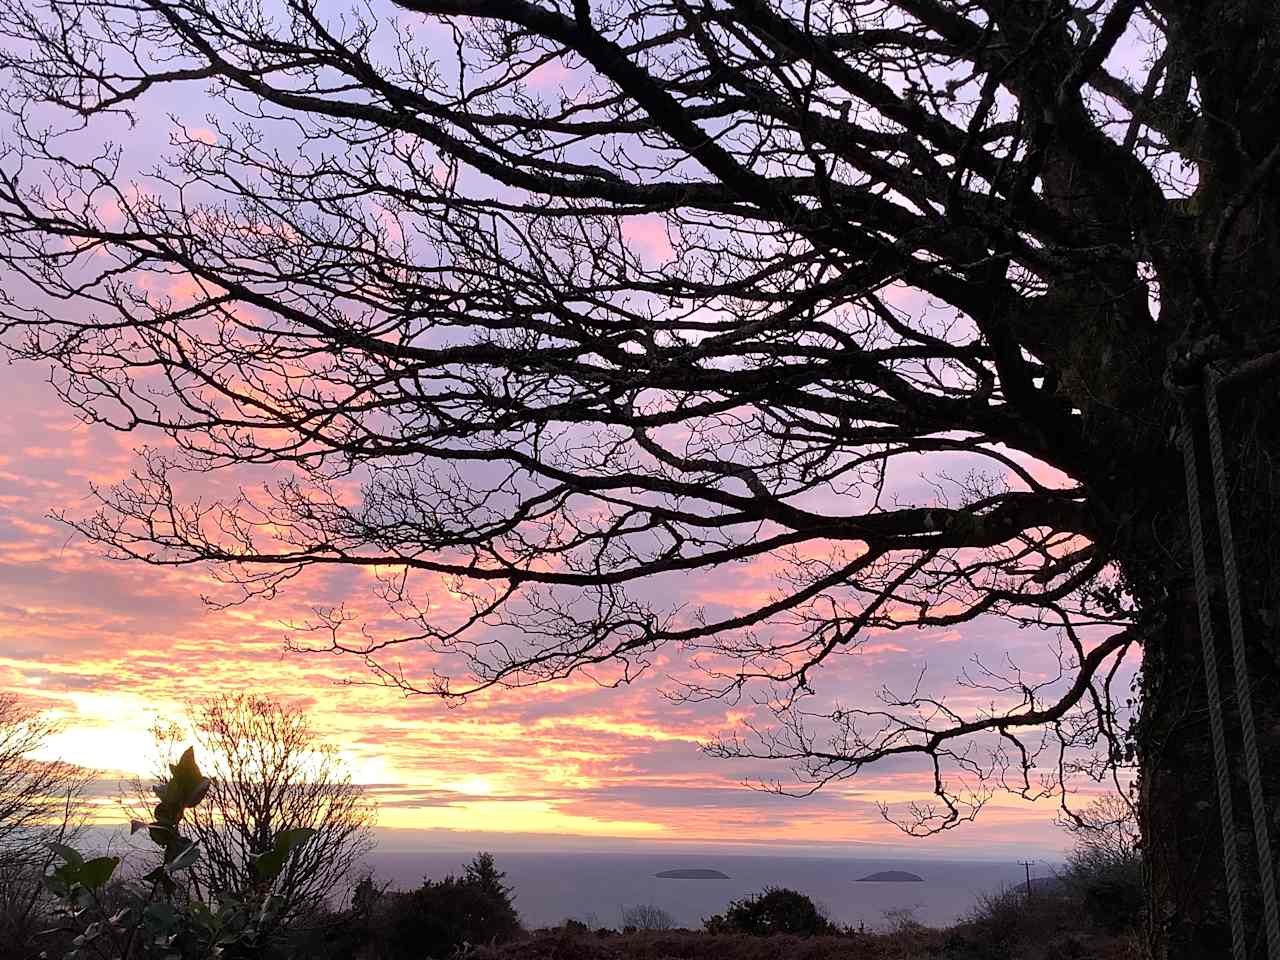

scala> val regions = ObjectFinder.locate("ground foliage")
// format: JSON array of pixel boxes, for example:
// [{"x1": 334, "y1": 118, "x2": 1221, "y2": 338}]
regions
[
  {"x1": 354, "y1": 852, "x2": 524, "y2": 960},
  {"x1": 704, "y1": 887, "x2": 838, "y2": 937}
]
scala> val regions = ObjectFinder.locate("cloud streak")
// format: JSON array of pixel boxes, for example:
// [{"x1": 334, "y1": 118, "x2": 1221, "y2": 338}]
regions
[{"x1": 0, "y1": 362, "x2": 1100, "y2": 856}]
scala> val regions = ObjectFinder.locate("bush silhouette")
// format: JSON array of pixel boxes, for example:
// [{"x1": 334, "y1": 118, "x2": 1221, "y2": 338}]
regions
[
  {"x1": 704, "y1": 887, "x2": 835, "y2": 937},
  {"x1": 1059, "y1": 795, "x2": 1144, "y2": 935},
  {"x1": 1062, "y1": 850, "x2": 1143, "y2": 935},
  {"x1": 380, "y1": 853, "x2": 521, "y2": 959}
]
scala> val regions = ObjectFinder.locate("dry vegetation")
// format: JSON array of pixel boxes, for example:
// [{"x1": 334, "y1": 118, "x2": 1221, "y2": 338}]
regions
[
  {"x1": 468, "y1": 917, "x2": 1137, "y2": 960},
  {"x1": 469, "y1": 857, "x2": 1146, "y2": 960},
  {"x1": 471, "y1": 929, "x2": 949, "y2": 960}
]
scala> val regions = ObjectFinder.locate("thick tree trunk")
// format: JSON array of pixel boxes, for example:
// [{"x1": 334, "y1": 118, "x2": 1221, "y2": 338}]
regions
[{"x1": 1137, "y1": 383, "x2": 1280, "y2": 959}]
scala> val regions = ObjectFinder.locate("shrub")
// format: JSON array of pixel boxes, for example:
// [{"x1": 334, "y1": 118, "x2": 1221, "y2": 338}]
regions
[
  {"x1": 465, "y1": 851, "x2": 514, "y2": 904},
  {"x1": 703, "y1": 887, "x2": 835, "y2": 937},
  {"x1": 379, "y1": 853, "x2": 521, "y2": 959},
  {"x1": 949, "y1": 794, "x2": 1145, "y2": 960},
  {"x1": 621, "y1": 903, "x2": 674, "y2": 931},
  {"x1": 952, "y1": 886, "x2": 1032, "y2": 960},
  {"x1": 285, "y1": 875, "x2": 390, "y2": 959},
  {"x1": 880, "y1": 906, "x2": 925, "y2": 935},
  {"x1": 1061, "y1": 849, "x2": 1143, "y2": 935},
  {"x1": 1059, "y1": 795, "x2": 1144, "y2": 935}
]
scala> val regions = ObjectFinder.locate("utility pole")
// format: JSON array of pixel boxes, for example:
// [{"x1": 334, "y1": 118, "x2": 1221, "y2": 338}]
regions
[{"x1": 1018, "y1": 860, "x2": 1036, "y2": 902}]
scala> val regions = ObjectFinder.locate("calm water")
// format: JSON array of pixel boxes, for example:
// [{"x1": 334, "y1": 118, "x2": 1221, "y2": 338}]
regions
[{"x1": 365, "y1": 850, "x2": 1039, "y2": 930}]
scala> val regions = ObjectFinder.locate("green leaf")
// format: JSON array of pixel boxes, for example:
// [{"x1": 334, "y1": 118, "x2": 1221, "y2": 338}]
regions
[
  {"x1": 254, "y1": 847, "x2": 288, "y2": 881},
  {"x1": 152, "y1": 799, "x2": 180, "y2": 829},
  {"x1": 43, "y1": 873, "x2": 70, "y2": 898},
  {"x1": 188, "y1": 776, "x2": 212, "y2": 807},
  {"x1": 142, "y1": 900, "x2": 179, "y2": 931},
  {"x1": 149, "y1": 824, "x2": 175, "y2": 849},
  {"x1": 188, "y1": 900, "x2": 215, "y2": 923},
  {"x1": 254, "y1": 827, "x2": 316, "y2": 880},
  {"x1": 154, "y1": 746, "x2": 206, "y2": 823},
  {"x1": 143, "y1": 864, "x2": 177, "y2": 896},
  {"x1": 166, "y1": 839, "x2": 201, "y2": 874},
  {"x1": 48, "y1": 843, "x2": 84, "y2": 867},
  {"x1": 78, "y1": 856, "x2": 120, "y2": 890},
  {"x1": 274, "y1": 827, "x2": 317, "y2": 853},
  {"x1": 170, "y1": 747, "x2": 203, "y2": 790}
]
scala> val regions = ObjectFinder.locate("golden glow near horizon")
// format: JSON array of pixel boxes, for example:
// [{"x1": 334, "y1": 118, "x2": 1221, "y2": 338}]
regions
[{"x1": 0, "y1": 366, "x2": 1095, "y2": 855}]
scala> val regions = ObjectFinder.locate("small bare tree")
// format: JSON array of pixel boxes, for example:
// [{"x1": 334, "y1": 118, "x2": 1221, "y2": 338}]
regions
[
  {"x1": 622, "y1": 903, "x2": 675, "y2": 931},
  {"x1": 140, "y1": 695, "x2": 375, "y2": 940},
  {"x1": 0, "y1": 696, "x2": 87, "y2": 954},
  {"x1": 1060, "y1": 793, "x2": 1140, "y2": 869}
]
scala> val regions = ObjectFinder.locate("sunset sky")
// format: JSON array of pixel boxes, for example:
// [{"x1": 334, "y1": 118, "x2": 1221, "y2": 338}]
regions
[
  {"x1": 0, "y1": 7, "x2": 1138, "y2": 862},
  {"x1": 0, "y1": 353, "x2": 1106, "y2": 859}
]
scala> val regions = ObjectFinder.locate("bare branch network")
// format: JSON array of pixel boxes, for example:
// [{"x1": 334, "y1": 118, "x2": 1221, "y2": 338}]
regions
[
  {"x1": 136, "y1": 694, "x2": 375, "y2": 934},
  {"x1": 4, "y1": 0, "x2": 1233, "y2": 832}
]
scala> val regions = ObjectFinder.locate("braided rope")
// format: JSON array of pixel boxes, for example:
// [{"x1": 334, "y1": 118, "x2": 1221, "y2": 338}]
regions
[
  {"x1": 1179, "y1": 406, "x2": 1248, "y2": 960},
  {"x1": 1204, "y1": 366, "x2": 1280, "y2": 959}
]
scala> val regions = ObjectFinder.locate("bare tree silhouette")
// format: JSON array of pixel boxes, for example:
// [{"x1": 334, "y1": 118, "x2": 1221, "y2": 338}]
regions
[
  {"x1": 138, "y1": 695, "x2": 375, "y2": 944},
  {"x1": 0, "y1": 2, "x2": 1277, "y2": 955},
  {"x1": 0, "y1": 696, "x2": 88, "y2": 952}
]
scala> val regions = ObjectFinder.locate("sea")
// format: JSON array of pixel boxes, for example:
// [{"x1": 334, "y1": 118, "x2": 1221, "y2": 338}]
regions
[{"x1": 363, "y1": 849, "x2": 1043, "y2": 931}]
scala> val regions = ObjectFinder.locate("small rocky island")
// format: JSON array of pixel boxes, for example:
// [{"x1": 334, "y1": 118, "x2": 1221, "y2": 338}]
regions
[
  {"x1": 655, "y1": 868, "x2": 730, "y2": 879},
  {"x1": 856, "y1": 870, "x2": 924, "y2": 882}
]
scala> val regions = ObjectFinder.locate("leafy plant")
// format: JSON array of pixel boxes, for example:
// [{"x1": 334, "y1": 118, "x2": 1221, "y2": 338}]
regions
[
  {"x1": 43, "y1": 845, "x2": 119, "y2": 901},
  {"x1": 43, "y1": 747, "x2": 318, "y2": 959},
  {"x1": 880, "y1": 905, "x2": 925, "y2": 935}
]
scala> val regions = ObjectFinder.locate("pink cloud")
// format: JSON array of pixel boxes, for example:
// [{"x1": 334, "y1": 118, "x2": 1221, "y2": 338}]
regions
[
  {"x1": 0, "y1": 357, "x2": 1091, "y2": 854},
  {"x1": 621, "y1": 215, "x2": 675, "y2": 265}
]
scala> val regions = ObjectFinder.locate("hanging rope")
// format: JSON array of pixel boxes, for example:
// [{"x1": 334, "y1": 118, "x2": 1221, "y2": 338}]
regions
[
  {"x1": 1179, "y1": 364, "x2": 1280, "y2": 960},
  {"x1": 1179, "y1": 402, "x2": 1249, "y2": 960},
  {"x1": 1203, "y1": 366, "x2": 1280, "y2": 958}
]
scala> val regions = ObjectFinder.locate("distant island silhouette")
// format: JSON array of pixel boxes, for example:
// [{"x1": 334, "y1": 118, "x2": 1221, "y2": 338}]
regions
[
  {"x1": 655, "y1": 868, "x2": 730, "y2": 879},
  {"x1": 856, "y1": 870, "x2": 924, "y2": 882}
]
